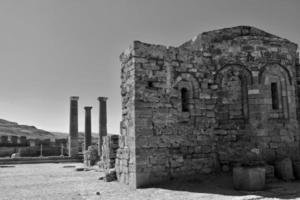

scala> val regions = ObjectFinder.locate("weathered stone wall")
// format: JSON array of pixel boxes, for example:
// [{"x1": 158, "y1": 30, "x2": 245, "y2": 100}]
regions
[
  {"x1": 101, "y1": 135, "x2": 119, "y2": 170},
  {"x1": 130, "y1": 42, "x2": 218, "y2": 187},
  {"x1": 116, "y1": 45, "x2": 137, "y2": 188},
  {"x1": 195, "y1": 27, "x2": 299, "y2": 168},
  {"x1": 117, "y1": 26, "x2": 300, "y2": 188}
]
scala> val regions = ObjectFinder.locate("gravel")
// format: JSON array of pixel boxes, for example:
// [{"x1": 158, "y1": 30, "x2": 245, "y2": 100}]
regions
[{"x1": 0, "y1": 163, "x2": 300, "y2": 200}]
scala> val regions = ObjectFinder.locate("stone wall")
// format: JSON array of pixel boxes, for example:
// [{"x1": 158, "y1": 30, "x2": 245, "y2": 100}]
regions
[
  {"x1": 0, "y1": 135, "x2": 28, "y2": 146},
  {"x1": 0, "y1": 135, "x2": 69, "y2": 148},
  {"x1": 116, "y1": 46, "x2": 137, "y2": 188},
  {"x1": 0, "y1": 135, "x2": 69, "y2": 157},
  {"x1": 117, "y1": 26, "x2": 300, "y2": 188},
  {"x1": 0, "y1": 146, "x2": 66, "y2": 157}
]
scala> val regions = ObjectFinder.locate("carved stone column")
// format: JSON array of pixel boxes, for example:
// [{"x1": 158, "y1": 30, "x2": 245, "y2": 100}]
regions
[
  {"x1": 97, "y1": 97, "x2": 108, "y2": 158},
  {"x1": 69, "y1": 96, "x2": 79, "y2": 157},
  {"x1": 84, "y1": 106, "x2": 92, "y2": 151}
]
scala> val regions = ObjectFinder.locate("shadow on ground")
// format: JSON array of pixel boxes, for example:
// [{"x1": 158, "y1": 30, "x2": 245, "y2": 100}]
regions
[{"x1": 149, "y1": 173, "x2": 300, "y2": 199}]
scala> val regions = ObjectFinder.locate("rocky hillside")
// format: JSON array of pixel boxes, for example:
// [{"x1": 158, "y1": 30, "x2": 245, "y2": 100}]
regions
[
  {"x1": 0, "y1": 118, "x2": 101, "y2": 141},
  {"x1": 0, "y1": 119, "x2": 57, "y2": 140}
]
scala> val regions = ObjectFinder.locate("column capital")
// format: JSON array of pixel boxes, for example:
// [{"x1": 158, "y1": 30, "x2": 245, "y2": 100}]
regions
[
  {"x1": 84, "y1": 106, "x2": 93, "y2": 110},
  {"x1": 97, "y1": 97, "x2": 108, "y2": 102},
  {"x1": 70, "y1": 96, "x2": 79, "y2": 101}
]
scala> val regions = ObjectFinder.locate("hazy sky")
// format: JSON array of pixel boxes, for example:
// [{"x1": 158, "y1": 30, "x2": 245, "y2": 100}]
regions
[{"x1": 0, "y1": 0, "x2": 299, "y2": 134}]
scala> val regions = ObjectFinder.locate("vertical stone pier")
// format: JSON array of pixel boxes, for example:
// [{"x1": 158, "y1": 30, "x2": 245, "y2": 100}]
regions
[
  {"x1": 69, "y1": 96, "x2": 79, "y2": 157},
  {"x1": 97, "y1": 97, "x2": 108, "y2": 158},
  {"x1": 84, "y1": 106, "x2": 92, "y2": 151}
]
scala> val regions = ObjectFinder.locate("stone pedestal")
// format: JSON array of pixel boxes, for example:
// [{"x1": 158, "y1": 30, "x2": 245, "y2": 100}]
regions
[
  {"x1": 69, "y1": 96, "x2": 79, "y2": 157},
  {"x1": 233, "y1": 166, "x2": 266, "y2": 191},
  {"x1": 97, "y1": 97, "x2": 108, "y2": 158},
  {"x1": 84, "y1": 106, "x2": 92, "y2": 151}
]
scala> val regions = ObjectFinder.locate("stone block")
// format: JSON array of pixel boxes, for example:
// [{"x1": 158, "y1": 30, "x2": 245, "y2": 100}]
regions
[
  {"x1": 270, "y1": 143, "x2": 279, "y2": 149},
  {"x1": 256, "y1": 129, "x2": 268, "y2": 136},
  {"x1": 233, "y1": 166, "x2": 266, "y2": 191},
  {"x1": 275, "y1": 158, "x2": 295, "y2": 181}
]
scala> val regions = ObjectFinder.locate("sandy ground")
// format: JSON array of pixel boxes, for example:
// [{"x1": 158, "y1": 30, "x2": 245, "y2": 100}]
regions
[{"x1": 0, "y1": 163, "x2": 300, "y2": 200}]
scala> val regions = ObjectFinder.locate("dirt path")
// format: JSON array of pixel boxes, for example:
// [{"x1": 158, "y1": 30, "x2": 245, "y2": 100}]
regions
[{"x1": 0, "y1": 163, "x2": 300, "y2": 200}]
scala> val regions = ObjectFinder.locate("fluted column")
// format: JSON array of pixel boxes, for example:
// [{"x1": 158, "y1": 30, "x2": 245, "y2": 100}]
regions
[
  {"x1": 97, "y1": 97, "x2": 108, "y2": 158},
  {"x1": 69, "y1": 96, "x2": 79, "y2": 157},
  {"x1": 84, "y1": 106, "x2": 92, "y2": 151}
]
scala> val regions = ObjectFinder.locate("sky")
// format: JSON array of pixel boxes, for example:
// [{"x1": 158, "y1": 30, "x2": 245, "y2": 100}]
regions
[{"x1": 0, "y1": 0, "x2": 299, "y2": 134}]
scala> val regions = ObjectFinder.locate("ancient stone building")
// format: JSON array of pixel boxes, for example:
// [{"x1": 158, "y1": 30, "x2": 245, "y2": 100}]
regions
[{"x1": 116, "y1": 26, "x2": 300, "y2": 188}]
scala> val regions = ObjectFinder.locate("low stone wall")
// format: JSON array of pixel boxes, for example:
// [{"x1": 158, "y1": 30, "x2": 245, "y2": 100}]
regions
[
  {"x1": 101, "y1": 135, "x2": 119, "y2": 170},
  {"x1": 0, "y1": 156, "x2": 81, "y2": 165},
  {"x1": 0, "y1": 135, "x2": 69, "y2": 147},
  {"x1": 0, "y1": 145, "x2": 67, "y2": 157}
]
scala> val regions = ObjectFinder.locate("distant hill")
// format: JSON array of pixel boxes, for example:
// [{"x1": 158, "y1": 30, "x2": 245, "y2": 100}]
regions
[
  {"x1": 0, "y1": 119, "x2": 57, "y2": 140},
  {"x1": 52, "y1": 132, "x2": 99, "y2": 145},
  {"x1": 0, "y1": 118, "x2": 101, "y2": 141}
]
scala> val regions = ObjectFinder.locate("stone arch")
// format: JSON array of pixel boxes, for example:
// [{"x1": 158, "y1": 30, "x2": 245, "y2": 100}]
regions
[
  {"x1": 259, "y1": 64, "x2": 291, "y2": 119},
  {"x1": 215, "y1": 64, "x2": 253, "y2": 85},
  {"x1": 173, "y1": 73, "x2": 200, "y2": 113},
  {"x1": 214, "y1": 64, "x2": 252, "y2": 127},
  {"x1": 259, "y1": 63, "x2": 292, "y2": 85},
  {"x1": 173, "y1": 73, "x2": 200, "y2": 98}
]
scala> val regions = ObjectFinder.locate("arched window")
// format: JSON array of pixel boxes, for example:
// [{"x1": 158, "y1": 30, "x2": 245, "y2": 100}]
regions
[
  {"x1": 181, "y1": 88, "x2": 189, "y2": 112},
  {"x1": 271, "y1": 82, "x2": 279, "y2": 110},
  {"x1": 260, "y1": 64, "x2": 291, "y2": 119}
]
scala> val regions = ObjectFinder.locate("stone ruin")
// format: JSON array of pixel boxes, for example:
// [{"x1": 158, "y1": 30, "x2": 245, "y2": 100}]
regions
[
  {"x1": 68, "y1": 96, "x2": 108, "y2": 159},
  {"x1": 116, "y1": 26, "x2": 300, "y2": 188},
  {"x1": 68, "y1": 95, "x2": 121, "y2": 181},
  {"x1": 68, "y1": 95, "x2": 118, "y2": 174}
]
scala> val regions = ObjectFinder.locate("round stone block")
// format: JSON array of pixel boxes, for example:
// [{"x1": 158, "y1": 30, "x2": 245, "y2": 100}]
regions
[{"x1": 233, "y1": 166, "x2": 266, "y2": 191}]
